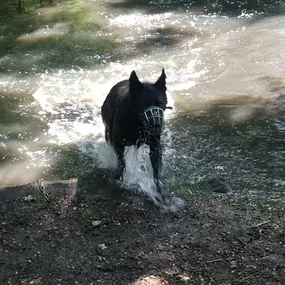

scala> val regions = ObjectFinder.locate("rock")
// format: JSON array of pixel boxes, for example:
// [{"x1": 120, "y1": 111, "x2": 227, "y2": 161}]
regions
[{"x1": 133, "y1": 275, "x2": 168, "y2": 285}]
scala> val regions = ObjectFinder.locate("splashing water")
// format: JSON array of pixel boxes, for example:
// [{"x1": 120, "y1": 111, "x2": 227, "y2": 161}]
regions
[{"x1": 31, "y1": 59, "x2": 182, "y2": 209}]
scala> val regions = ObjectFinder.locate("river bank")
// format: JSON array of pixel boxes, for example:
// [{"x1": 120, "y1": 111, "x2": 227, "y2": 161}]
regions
[{"x1": 1, "y1": 174, "x2": 284, "y2": 285}]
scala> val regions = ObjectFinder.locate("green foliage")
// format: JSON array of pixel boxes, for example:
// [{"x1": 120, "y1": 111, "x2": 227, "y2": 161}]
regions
[
  {"x1": 84, "y1": 205, "x2": 93, "y2": 217},
  {"x1": 97, "y1": 243, "x2": 107, "y2": 250},
  {"x1": 23, "y1": 194, "x2": 36, "y2": 202}
]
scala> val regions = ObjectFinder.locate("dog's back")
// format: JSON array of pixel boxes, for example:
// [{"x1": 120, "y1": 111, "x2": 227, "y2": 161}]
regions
[
  {"x1": 101, "y1": 80, "x2": 129, "y2": 130},
  {"x1": 101, "y1": 79, "x2": 142, "y2": 146}
]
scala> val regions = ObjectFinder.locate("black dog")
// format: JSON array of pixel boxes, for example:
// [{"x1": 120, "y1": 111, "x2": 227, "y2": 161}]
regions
[{"x1": 101, "y1": 69, "x2": 170, "y2": 202}]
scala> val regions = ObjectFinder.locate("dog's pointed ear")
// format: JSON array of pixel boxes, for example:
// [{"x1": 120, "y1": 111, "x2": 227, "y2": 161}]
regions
[
  {"x1": 129, "y1": 70, "x2": 142, "y2": 95},
  {"x1": 154, "y1": 68, "x2": 167, "y2": 92}
]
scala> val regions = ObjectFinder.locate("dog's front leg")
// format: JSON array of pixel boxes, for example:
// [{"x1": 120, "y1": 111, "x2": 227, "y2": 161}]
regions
[
  {"x1": 149, "y1": 141, "x2": 162, "y2": 181},
  {"x1": 149, "y1": 138, "x2": 167, "y2": 197},
  {"x1": 114, "y1": 141, "x2": 125, "y2": 182}
]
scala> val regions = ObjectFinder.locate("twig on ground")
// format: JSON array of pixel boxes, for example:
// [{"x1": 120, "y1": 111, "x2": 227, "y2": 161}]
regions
[
  {"x1": 250, "y1": 221, "x2": 271, "y2": 228},
  {"x1": 206, "y1": 259, "x2": 223, "y2": 264},
  {"x1": 37, "y1": 180, "x2": 51, "y2": 201},
  {"x1": 237, "y1": 274, "x2": 254, "y2": 284}
]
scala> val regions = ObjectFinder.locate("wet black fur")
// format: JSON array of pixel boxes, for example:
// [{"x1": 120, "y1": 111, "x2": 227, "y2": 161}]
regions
[{"x1": 101, "y1": 69, "x2": 169, "y2": 200}]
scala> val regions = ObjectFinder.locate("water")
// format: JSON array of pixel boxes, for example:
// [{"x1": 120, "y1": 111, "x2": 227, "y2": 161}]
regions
[{"x1": 1, "y1": 0, "x2": 285, "y2": 204}]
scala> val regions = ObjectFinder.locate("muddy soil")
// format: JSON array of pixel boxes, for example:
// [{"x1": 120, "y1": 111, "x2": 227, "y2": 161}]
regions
[{"x1": 0, "y1": 171, "x2": 285, "y2": 285}]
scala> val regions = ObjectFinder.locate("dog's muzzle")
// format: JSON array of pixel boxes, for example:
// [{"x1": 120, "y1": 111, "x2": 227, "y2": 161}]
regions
[{"x1": 143, "y1": 106, "x2": 165, "y2": 130}]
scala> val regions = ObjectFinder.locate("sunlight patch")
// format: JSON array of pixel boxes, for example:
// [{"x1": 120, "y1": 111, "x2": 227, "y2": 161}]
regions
[{"x1": 16, "y1": 23, "x2": 70, "y2": 44}]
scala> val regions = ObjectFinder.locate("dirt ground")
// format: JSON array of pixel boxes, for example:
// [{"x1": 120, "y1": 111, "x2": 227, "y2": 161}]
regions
[{"x1": 0, "y1": 171, "x2": 285, "y2": 285}]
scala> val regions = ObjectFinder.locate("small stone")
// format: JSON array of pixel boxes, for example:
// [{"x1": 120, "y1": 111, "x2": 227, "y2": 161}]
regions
[
  {"x1": 133, "y1": 275, "x2": 168, "y2": 285},
  {"x1": 92, "y1": 220, "x2": 101, "y2": 227},
  {"x1": 178, "y1": 273, "x2": 191, "y2": 282}
]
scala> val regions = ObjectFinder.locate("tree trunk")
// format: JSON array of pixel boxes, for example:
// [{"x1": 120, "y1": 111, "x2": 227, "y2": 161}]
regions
[{"x1": 17, "y1": 0, "x2": 24, "y2": 14}]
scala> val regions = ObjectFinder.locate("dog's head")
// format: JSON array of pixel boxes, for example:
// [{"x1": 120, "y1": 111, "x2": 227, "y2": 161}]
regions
[{"x1": 129, "y1": 69, "x2": 169, "y2": 132}]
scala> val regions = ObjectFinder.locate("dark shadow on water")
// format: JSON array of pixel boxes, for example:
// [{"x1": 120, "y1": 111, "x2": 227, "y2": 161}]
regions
[
  {"x1": 0, "y1": 90, "x2": 48, "y2": 164},
  {"x1": 107, "y1": 0, "x2": 285, "y2": 17},
  {"x1": 135, "y1": 35, "x2": 180, "y2": 52},
  {"x1": 166, "y1": 104, "x2": 285, "y2": 199},
  {"x1": 134, "y1": 26, "x2": 198, "y2": 54}
]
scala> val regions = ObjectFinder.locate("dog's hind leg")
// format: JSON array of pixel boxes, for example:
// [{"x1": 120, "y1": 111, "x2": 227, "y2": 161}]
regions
[
  {"x1": 101, "y1": 101, "x2": 114, "y2": 144},
  {"x1": 104, "y1": 127, "x2": 112, "y2": 145},
  {"x1": 104, "y1": 127, "x2": 110, "y2": 143},
  {"x1": 114, "y1": 142, "x2": 125, "y2": 182}
]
